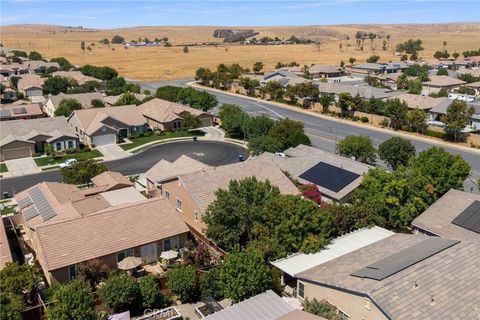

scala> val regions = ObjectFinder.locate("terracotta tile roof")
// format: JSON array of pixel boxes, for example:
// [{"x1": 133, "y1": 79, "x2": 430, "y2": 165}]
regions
[
  {"x1": 0, "y1": 103, "x2": 44, "y2": 119},
  {"x1": 35, "y1": 197, "x2": 189, "y2": 271},
  {"x1": 71, "y1": 105, "x2": 146, "y2": 136},
  {"x1": 179, "y1": 157, "x2": 299, "y2": 212},
  {"x1": 138, "y1": 98, "x2": 207, "y2": 124},
  {"x1": 0, "y1": 218, "x2": 13, "y2": 269},
  {"x1": 412, "y1": 189, "x2": 480, "y2": 240},
  {"x1": 99, "y1": 187, "x2": 146, "y2": 206},
  {"x1": 146, "y1": 155, "x2": 210, "y2": 184},
  {"x1": 297, "y1": 234, "x2": 480, "y2": 320},
  {"x1": 17, "y1": 74, "x2": 45, "y2": 91},
  {"x1": 395, "y1": 93, "x2": 449, "y2": 110},
  {"x1": 423, "y1": 75, "x2": 466, "y2": 87},
  {"x1": 91, "y1": 171, "x2": 134, "y2": 191},
  {"x1": 51, "y1": 71, "x2": 98, "y2": 85}
]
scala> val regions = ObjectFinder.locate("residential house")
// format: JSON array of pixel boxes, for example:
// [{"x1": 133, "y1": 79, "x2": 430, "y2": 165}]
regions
[
  {"x1": 0, "y1": 63, "x2": 29, "y2": 77},
  {"x1": 374, "y1": 73, "x2": 415, "y2": 90},
  {"x1": 296, "y1": 234, "x2": 479, "y2": 320},
  {"x1": 395, "y1": 93, "x2": 449, "y2": 111},
  {"x1": 260, "y1": 144, "x2": 372, "y2": 203},
  {"x1": 204, "y1": 290, "x2": 326, "y2": 320},
  {"x1": 145, "y1": 155, "x2": 209, "y2": 197},
  {"x1": 147, "y1": 157, "x2": 299, "y2": 245},
  {"x1": 262, "y1": 70, "x2": 308, "y2": 87},
  {"x1": 316, "y1": 82, "x2": 399, "y2": 101},
  {"x1": 44, "y1": 92, "x2": 105, "y2": 117},
  {"x1": 349, "y1": 62, "x2": 409, "y2": 75},
  {"x1": 51, "y1": 71, "x2": 98, "y2": 85},
  {"x1": 422, "y1": 75, "x2": 466, "y2": 95},
  {"x1": 91, "y1": 171, "x2": 134, "y2": 192},
  {"x1": 0, "y1": 74, "x2": 17, "y2": 101},
  {"x1": 466, "y1": 81, "x2": 480, "y2": 96},
  {"x1": 13, "y1": 179, "x2": 189, "y2": 284},
  {"x1": 412, "y1": 189, "x2": 480, "y2": 241},
  {"x1": 17, "y1": 74, "x2": 45, "y2": 100},
  {"x1": 308, "y1": 64, "x2": 343, "y2": 79},
  {"x1": 447, "y1": 92, "x2": 476, "y2": 102},
  {"x1": 428, "y1": 100, "x2": 480, "y2": 132},
  {"x1": 67, "y1": 105, "x2": 147, "y2": 146},
  {"x1": 25, "y1": 60, "x2": 61, "y2": 74},
  {"x1": 271, "y1": 226, "x2": 394, "y2": 289},
  {"x1": 0, "y1": 117, "x2": 79, "y2": 160},
  {"x1": 456, "y1": 68, "x2": 480, "y2": 78},
  {"x1": 138, "y1": 98, "x2": 213, "y2": 131},
  {"x1": 0, "y1": 102, "x2": 44, "y2": 121}
]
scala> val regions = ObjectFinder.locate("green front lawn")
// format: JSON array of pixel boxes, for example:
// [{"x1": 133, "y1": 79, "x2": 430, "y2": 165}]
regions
[
  {"x1": 34, "y1": 149, "x2": 103, "y2": 167},
  {"x1": 120, "y1": 131, "x2": 203, "y2": 151},
  {"x1": 0, "y1": 163, "x2": 7, "y2": 173},
  {"x1": 1, "y1": 205, "x2": 17, "y2": 216}
]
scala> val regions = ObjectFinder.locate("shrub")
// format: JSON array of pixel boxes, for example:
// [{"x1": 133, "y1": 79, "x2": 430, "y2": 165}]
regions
[
  {"x1": 424, "y1": 129, "x2": 445, "y2": 139},
  {"x1": 98, "y1": 273, "x2": 140, "y2": 312},
  {"x1": 303, "y1": 298, "x2": 341, "y2": 320},
  {"x1": 138, "y1": 275, "x2": 165, "y2": 309},
  {"x1": 0, "y1": 292, "x2": 25, "y2": 320},
  {"x1": 380, "y1": 118, "x2": 390, "y2": 127},
  {"x1": 352, "y1": 116, "x2": 359, "y2": 121},
  {"x1": 166, "y1": 265, "x2": 198, "y2": 303},
  {"x1": 46, "y1": 281, "x2": 95, "y2": 320},
  {"x1": 199, "y1": 268, "x2": 223, "y2": 300},
  {"x1": 360, "y1": 116, "x2": 369, "y2": 123}
]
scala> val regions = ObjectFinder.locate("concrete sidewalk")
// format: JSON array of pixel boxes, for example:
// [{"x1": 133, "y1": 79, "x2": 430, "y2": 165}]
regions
[{"x1": 3, "y1": 158, "x2": 40, "y2": 178}]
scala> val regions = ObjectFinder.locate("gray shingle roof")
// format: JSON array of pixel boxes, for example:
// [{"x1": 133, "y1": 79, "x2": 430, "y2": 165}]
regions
[
  {"x1": 316, "y1": 82, "x2": 399, "y2": 99},
  {"x1": 204, "y1": 290, "x2": 295, "y2": 320},
  {"x1": 297, "y1": 234, "x2": 480, "y2": 320},
  {"x1": 412, "y1": 189, "x2": 480, "y2": 240}
]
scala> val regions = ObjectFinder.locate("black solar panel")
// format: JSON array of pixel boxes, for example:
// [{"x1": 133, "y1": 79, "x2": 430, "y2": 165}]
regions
[
  {"x1": 23, "y1": 207, "x2": 39, "y2": 220},
  {"x1": 351, "y1": 238, "x2": 459, "y2": 281},
  {"x1": 13, "y1": 107, "x2": 27, "y2": 115},
  {"x1": 28, "y1": 187, "x2": 57, "y2": 221},
  {"x1": 17, "y1": 197, "x2": 33, "y2": 209},
  {"x1": 452, "y1": 200, "x2": 480, "y2": 234},
  {"x1": 299, "y1": 162, "x2": 360, "y2": 193}
]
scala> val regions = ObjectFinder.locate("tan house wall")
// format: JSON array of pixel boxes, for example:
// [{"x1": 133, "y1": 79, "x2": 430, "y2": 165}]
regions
[
  {"x1": 160, "y1": 179, "x2": 205, "y2": 235},
  {"x1": 299, "y1": 280, "x2": 388, "y2": 320}
]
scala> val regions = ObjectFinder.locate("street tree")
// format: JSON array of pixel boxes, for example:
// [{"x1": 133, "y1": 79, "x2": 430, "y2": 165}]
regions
[
  {"x1": 385, "y1": 98, "x2": 408, "y2": 129},
  {"x1": 406, "y1": 108, "x2": 427, "y2": 133},
  {"x1": 319, "y1": 95, "x2": 333, "y2": 113},
  {"x1": 378, "y1": 137, "x2": 416, "y2": 170},
  {"x1": 60, "y1": 159, "x2": 107, "y2": 185},
  {"x1": 337, "y1": 135, "x2": 376, "y2": 164},
  {"x1": 442, "y1": 100, "x2": 474, "y2": 142},
  {"x1": 262, "y1": 80, "x2": 283, "y2": 100}
]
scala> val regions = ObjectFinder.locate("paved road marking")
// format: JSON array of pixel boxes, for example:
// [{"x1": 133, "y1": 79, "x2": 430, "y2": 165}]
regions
[{"x1": 251, "y1": 101, "x2": 285, "y2": 119}]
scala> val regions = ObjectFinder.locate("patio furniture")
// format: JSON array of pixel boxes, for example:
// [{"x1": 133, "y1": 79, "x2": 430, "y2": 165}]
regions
[
  {"x1": 160, "y1": 250, "x2": 179, "y2": 261},
  {"x1": 117, "y1": 256, "x2": 143, "y2": 270}
]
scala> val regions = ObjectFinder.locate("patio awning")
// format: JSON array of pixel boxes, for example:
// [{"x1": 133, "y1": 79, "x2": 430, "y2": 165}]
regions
[
  {"x1": 160, "y1": 250, "x2": 179, "y2": 260},
  {"x1": 117, "y1": 256, "x2": 142, "y2": 270}
]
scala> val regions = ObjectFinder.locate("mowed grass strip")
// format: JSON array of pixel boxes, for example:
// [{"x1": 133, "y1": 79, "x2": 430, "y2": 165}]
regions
[
  {"x1": 120, "y1": 131, "x2": 200, "y2": 150},
  {"x1": 34, "y1": 149, "x2": 103, "y2": 167}
]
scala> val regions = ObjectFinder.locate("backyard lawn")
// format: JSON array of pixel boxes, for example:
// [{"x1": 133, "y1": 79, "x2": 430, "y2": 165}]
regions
[
  {"x1": 1, "y1": 204, "x2": 17, "y2": 216},
  {"x1": 0, "y1": 163, "x2": 7, "y2": 173},
  {"x1": 34, "y1": 149, "x2": 103, "y2": 167},
  {"x1": 120, "y1": 131, "x2": 203, "y2": 151}
]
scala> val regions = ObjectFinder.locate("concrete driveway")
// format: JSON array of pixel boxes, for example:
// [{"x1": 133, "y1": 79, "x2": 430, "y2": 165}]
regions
[
  {"x1": 199, "y1": 126, "x2": 225, "y2": 140},
  {"x1": 4, "y1": 158, "x2": 40, "y2": 177},
  {"x1": 96, "y1": 144, "x2": 130, "y2": 161}
]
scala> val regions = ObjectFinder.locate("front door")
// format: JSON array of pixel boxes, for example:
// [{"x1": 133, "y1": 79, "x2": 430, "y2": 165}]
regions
[{"x1": 140, "y1": 242, "x2": 158, "y2": 263}]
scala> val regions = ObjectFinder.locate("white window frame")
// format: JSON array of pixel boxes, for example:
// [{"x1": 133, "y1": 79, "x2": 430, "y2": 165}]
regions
[
  {"x1": 55, "y1": 141, "x2": 62, "y2": 151},
  {"x1": 337, "y1": 307, "x2": 350, "y2": 320},
  {"x1": 176, "y1": 198, "x2": 183, "y2": 212},
  {"x1": 164, "y1": 189, "x2": 170, "y2": 199},
  {"x1": 67, "y1": 140, "x2": 75, "y2": 149},
  {"x1": 116, "y1": 248, "x2": 134, "y2": 262},
  {"x1": 297, "y1": 281, "x2": 305, "y2": 300}
]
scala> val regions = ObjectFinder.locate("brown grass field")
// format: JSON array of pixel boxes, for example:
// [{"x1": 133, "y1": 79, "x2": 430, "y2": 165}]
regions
[{"x1": 1, "y1": 24, "x2": 479, "y2": 80}]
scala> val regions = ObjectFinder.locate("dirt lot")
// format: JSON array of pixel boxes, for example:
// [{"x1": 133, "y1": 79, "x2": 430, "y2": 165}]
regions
[{"x1": 1, "y1": 23, "x2": 478, "y2": 80}]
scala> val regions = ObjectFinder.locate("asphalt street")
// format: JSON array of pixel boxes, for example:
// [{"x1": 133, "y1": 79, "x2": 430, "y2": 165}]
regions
[
  {"x1": 1, "y1": 141, "x2": 247, "y2": 195},
  {"x1": 135, "y1": 79, "x2": 480, "y2": 192}
]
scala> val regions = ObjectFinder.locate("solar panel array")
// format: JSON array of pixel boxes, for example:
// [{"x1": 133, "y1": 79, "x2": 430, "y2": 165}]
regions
[
  {"x1": 23, "y1": 207, "x2": 39, "y2": 220},
  {"x1": 13, "y1": 107, "x2": 27, "y2": 115},
  {"x1": 0, "y1": 109, "x2": 11, "y2": 118},
  {"x1": 351, "y1": 238, "x2": 459, "y2": 281},
  {"x1": 452, "y1": 200, "x2": 480, "y2": 234},
  {"x1": 28, "y1": 187, "x2": 57, "y2": 221},
  {"x1": 17, "y1": 197, "x2": 33, "y2": 209},
  {"x1": 299, "y1": 162, "x2": 360, "y2": 193}
]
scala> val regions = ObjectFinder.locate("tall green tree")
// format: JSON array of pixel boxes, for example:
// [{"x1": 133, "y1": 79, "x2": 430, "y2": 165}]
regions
[
  {"x1": 114, "y1": 92, "x2": 141, "y2": 106},
  {"x1": 219, "y1": 245, "x2": 274, "y2": 303},
  {"x1": 267, "y1": 118, "x2": 311, "y2": 150},
  {"x1": 46, "y1": 281, "x2": 95, "y2": 320},
  {"x1": 43, "y1": 76, "x2": 72, "y2": 95},
  {"x1": 262, "y1": 81, "x2": 283, "y2": 100},
  {"x1": 337, "y1": 92, "x2": 356, "y2": 115},
  {"x1": 60, "y1": 159, "x2": 107, "y2": 185},
  {"x1": 319, "y1": 95, "x2": 333, "y2": 113},
  {"x1": 442, "y1": 100, "x2": 474, "y2": 142},
  {"x1": 195, "y1": 67, "x2": 213, "y2": 86},
  {"x1": 28, "y1": 51, "x2": 42, "y2": 60},
  {"x1": 219, "y1": 104, "x2": 245, "y2": 138},
  {"x1": 182, "y1": 112, "x2": 202, "y2": 129},
  {"x1": 240, "y1": 77, "x2": 260, "y2": 95},
  {"x1": 98, "y1": 273, "x2": 140, "y2": 312},
  {"x1": 406, "y1": 108, "x2": 427, "y2": 133},
  {"x1": 0, "y1": 263, "x2": 40, "y2": 295},
  {"x1": 252, "y1": 61, "x2": 264, "y2": 74},
  {"x1": 166, "y1": 265, "x2": 198, "y2": 303},
  {"x1": 337, "y1": 135, "x2": 376, "y2": 164},
  {"x1": 50, "y1": 57, "x2": 72, "y2": 71},
  {"x1": 54, "y1": 98, "x2": 82, "y2": 117},
  {"x1": 138, "y1": 275, "x2": 165, "y2": 309},
  {"x1": 385, "y1": 98, "x2": 408, "y2": 129},
  {"x1": 378, "y1": 137, "x2": 416, "y2": 170},
  {"x1": 0, "y1": 292, "x2": 25, "y2": 320}
]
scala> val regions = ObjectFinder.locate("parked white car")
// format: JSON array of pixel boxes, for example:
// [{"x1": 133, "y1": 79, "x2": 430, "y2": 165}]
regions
[{"x1": 59, "y1": 159, "x2": 77, "y2": 168}]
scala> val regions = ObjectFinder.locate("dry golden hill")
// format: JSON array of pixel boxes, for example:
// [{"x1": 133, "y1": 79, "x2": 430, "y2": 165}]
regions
[{"x1": 1, "y1": 23, "x2": 479, "y2": 80}]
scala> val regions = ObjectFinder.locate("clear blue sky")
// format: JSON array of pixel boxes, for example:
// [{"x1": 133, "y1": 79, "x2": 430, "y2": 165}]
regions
[{"x1": 1, "y1": 0, "x2": 479, "y2": 28}]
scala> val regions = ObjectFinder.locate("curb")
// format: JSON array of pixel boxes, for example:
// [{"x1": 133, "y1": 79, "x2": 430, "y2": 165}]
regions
[{"x1": 189, "y1": 82, "x2": 480, "y2": 155}]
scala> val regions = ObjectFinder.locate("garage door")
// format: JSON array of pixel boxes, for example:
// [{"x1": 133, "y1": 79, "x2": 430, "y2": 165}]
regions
[
  {"x1": 93, "y1": 134, "x2": 116, "y2": 146},
  {"x1": 3, "y1": 147, "x2": 32, "y2": 160}
]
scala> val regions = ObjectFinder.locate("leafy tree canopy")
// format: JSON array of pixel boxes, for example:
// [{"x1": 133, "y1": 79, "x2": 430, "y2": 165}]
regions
[
  {"x1": 98, "y1": 273, "x2": 140, "y2": 312},
  {"x1": 60, "y1": 159, "x2": 107, "y2": 185},
  {"x1": 378, "y1": 137, "x2": 416, "y2": 170},
  {"x1": 28, "y1": 51, "x2": 42, "y2": 60},
  {"x1": 43, "y1": 76, "x2": 74, "y2": 95},
  {"x1": 46, "y1": 280, "x2": 95, "y2": 320},
  {"x1": 54, "y1": 98, "x2": 82, "y2": 117},
  {"x1": 337, "y1": 135, "x2": 377, "y2": 164},
  {"x1": 166, "y1": 265, "x2": 198, "y2": 303}
]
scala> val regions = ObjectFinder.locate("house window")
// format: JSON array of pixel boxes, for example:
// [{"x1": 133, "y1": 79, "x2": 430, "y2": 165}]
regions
[
  {"x1": 194, "y1": 211, "x2": 199, "y2": 222},
  {"x1": 116, "y1": 248, "x2": 134, "y2": 262},
  {"x1": 164, "y1": 190, "x2": 170, "y2": 199},
  {"x1": 163, "y1": 236, "x2": 179, "y2": 251},
  {"x1": 67, "y1": 140, "x2": 74, "y2": 149},
  {"x1": 297, "y1": 281, "x2": 305, "y2": 299},
  {"x1": 337, "y1": 308, "x2": 350, "y2": 320},
  {"x1": 176, "y1": 198, "x2": 183, "y2": 212},
  {"x1": 68, "y1": 265, "x2": 77, "y2": 280},
  {"x1": 55, "y1": 142, "x2": 62, "y2": 151}
]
